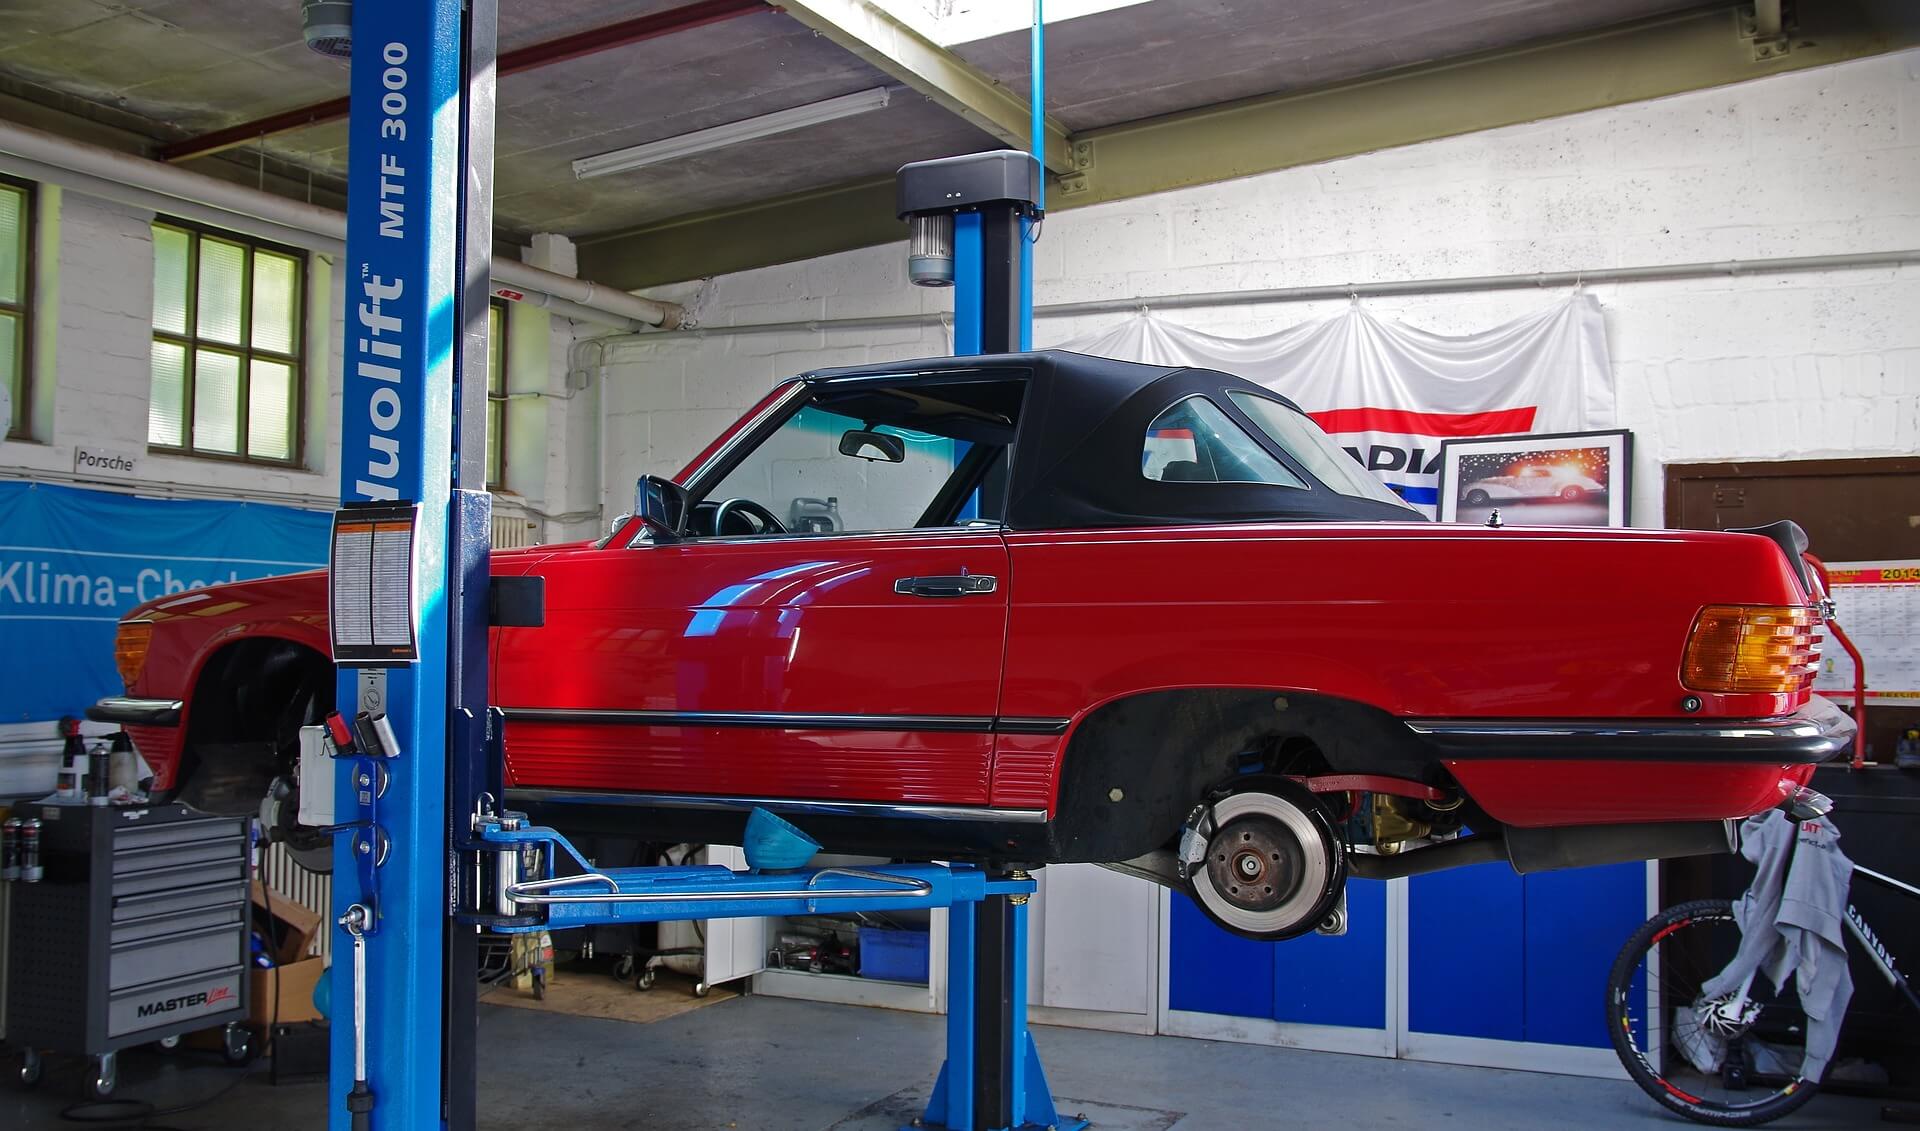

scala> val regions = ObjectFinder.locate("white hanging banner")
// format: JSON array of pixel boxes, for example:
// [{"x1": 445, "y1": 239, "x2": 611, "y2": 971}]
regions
[{"x1": 1049, "y1": 294, "x2": 1615, "y2": 515}]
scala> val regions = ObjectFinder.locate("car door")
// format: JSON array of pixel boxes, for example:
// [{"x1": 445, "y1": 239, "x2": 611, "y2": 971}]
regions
[{"x1": 495, "y1": 380, "x2": 1018, "y2": 809}]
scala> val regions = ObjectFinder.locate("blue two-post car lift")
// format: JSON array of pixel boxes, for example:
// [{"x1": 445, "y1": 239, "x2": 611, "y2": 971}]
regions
[{"x1": 325, "y1": 1, "x2": 1079, "y2": 1129}]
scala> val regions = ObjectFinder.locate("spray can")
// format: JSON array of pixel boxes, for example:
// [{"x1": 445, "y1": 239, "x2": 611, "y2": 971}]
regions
[
  {"x1": 21, "y1": 818, "x2": 43, "y2": 883},
  {"x1": 89, "y1": 742, "x2": 111, "y2": 805},
  {"x1": 1, "y1": 817, "x2": 19, "y2": 881}
]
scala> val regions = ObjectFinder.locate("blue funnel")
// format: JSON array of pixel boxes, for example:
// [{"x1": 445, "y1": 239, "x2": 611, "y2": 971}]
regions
[{"x1": 743, "y1": 807, "x2": 819, "y2": 872}]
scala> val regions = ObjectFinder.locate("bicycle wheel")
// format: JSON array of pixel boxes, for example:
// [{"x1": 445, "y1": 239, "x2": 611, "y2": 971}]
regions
[{"x1": 1606, "y1": 899, "x2": 1820, "y2": 1127}]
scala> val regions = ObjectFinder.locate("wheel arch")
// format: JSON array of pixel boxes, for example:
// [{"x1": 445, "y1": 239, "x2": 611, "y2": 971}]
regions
[
  {"x1": 1046, "y1": 686, "x2": 1445, "y2": 863},
  {"x1": 174, "y1": 634, "x2": 335, "y2": 788}
]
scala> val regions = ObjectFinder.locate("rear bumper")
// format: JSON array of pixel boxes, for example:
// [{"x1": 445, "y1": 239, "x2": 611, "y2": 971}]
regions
[
  {"x1": 1403, "y1": 695, "x2": 1854, "y2": 764},
  {"x1": 87, "y1": 696, "x2": 184, "y2": 727}
]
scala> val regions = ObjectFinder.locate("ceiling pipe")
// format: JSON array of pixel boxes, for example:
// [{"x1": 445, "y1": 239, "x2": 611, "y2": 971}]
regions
[
  {"x1": 668, "y1": 247, "x2": 1920, "y2": 338},
  {"x1": 0, "y1": 117, "x2": 680, "y2": 330},
  {"x1": 0, "y1": 154, "x2": 349, "y2": 256},
  {"x1": 160, "y1": 0, "x2": 770, "y2": 164}
]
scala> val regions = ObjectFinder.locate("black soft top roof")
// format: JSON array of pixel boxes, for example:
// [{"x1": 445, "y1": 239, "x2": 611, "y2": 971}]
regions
[{"x1": 802, "y1": 350, "x2": 1418, "y2": 529}]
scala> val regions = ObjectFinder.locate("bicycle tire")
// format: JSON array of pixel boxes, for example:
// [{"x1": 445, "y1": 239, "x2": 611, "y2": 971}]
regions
[{"x1": 1606, "y1": 898, "x2": 1820, "y2": 1127}]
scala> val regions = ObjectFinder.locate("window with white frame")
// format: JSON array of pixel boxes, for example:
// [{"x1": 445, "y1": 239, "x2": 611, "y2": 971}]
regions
[{"x1": 148, "y1": 221, "x2": 305, "y2": 464}]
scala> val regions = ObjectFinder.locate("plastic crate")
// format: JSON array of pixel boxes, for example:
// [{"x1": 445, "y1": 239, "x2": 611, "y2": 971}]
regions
[{"x1": 857, "y1": 926, "x2": 930, "y2": 983}]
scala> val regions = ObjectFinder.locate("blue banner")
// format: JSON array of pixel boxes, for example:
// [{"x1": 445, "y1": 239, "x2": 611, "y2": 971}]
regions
[{"x1": 0, "y1": 482, "x2": 329, "y2": 723}]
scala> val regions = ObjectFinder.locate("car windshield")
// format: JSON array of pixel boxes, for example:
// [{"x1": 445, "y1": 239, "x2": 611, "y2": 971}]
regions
[
  {"x1": 694, "y1": 378, "x2": 1022, "y2": 536},
  {"x1": 1227, "y1": 391, "x2": 1413, "y2": 509}
]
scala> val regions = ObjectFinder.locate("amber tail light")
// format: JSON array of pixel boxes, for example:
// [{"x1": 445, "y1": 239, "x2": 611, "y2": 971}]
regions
[
  {"x1": 1682, "y1": 605, "x2": 1820, "y2": 694},
  {"x1": 114, "y1": 620, "x2": 154, "y2": 690}
]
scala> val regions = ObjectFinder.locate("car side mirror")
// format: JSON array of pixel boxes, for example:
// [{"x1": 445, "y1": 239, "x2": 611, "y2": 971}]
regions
[
  {"x1": 838, "y1": 429, "x2": 906, "y2": 463},
  {"x1": 633, "y1": 475, "x2": 689, "y2": 543}
]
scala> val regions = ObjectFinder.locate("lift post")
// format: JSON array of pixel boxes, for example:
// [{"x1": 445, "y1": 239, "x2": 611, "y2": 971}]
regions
[
  {"x1": 891, "y1": 143, "x2": 1062, "y2": 1131},
  {"x1": 327, "y1": 0, "x2": 492, "y2": 1127}
]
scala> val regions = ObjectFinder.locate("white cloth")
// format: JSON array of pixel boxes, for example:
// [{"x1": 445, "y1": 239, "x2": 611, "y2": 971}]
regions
[
  {"x1": 1700, "y1": 810, "x2": 1856, "y2": 1083},
  {"x1": 1050, "y1": 295, "x2": 1614, "y2": 515}
]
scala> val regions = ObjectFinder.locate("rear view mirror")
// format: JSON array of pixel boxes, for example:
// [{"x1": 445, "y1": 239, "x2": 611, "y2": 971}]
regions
[
  {"x1": 839, "y1": 429, "x2": 906, "y2": 463},
  {"x1": 633, "y1": 475, "x2": 689, "y2": 543}
]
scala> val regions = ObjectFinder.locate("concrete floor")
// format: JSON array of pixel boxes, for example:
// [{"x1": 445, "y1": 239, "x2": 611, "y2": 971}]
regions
[{"x1": 3, "y1": 994, "x2": 1886, "y2": 1130}]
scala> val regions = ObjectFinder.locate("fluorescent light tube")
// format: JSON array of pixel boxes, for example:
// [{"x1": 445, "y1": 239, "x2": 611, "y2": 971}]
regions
[{"x1": 573, "y1": 86, "x2": 893, "y2": 179}]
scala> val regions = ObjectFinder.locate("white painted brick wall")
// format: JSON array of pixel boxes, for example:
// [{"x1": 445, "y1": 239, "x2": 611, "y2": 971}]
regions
[{"x1": 607, "y1": 50, "x2": 1920, "y2": 528}]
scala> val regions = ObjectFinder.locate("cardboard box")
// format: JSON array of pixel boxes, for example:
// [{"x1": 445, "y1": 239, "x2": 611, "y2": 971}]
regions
[
  {"x1": 245, "y1": 881, "x2": 328, "y2": 1042},
  {"x1": 252, "y1": 881, "x2": 323, "y2": 965},
  {"x1": 251, "y1": 956, "x2": 326, "y2": 1028}
]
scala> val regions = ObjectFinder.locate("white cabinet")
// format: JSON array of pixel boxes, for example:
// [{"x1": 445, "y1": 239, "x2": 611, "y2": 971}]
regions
[
  {"x1": 1026, "y1": 864, "x2": 1160, "y2": 1033},
  {"x1": 654, "y1": 845, "x2": 766, "y2": 992}
]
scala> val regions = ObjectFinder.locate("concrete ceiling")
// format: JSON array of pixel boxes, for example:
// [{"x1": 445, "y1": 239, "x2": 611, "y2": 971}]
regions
[
  {"x1": 273, "y1": 12, "x2": 1003, "y2": 238},
  {"x1": 0, "y1": 0, "x2": 1882, "y2": 267}
]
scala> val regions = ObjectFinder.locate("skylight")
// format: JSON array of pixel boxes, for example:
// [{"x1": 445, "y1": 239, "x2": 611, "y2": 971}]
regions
[{"x1": 872, "y1": 0, "x2": 1156, "y2": 47}]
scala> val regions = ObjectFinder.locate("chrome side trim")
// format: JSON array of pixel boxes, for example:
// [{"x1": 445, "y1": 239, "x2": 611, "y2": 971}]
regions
[
  {"x1": 87, "y1": 696, "x2": 185, "y2": 727},
  {"x1": 505, "y1": 787, "x2": 1050, "y2": 824},
  {"x1": 993, "y1": 716, "x2": 1073, "y2": 736},
  {"x1": 500, "y1": 707, "x2": 1071, "y2": 736},
  {"x1": 1405, "y1": 695, "x2": 1854, "y2": 764},
  {"x1": 1404, "y1": 719, "x2": 1828, "y2": 741}
]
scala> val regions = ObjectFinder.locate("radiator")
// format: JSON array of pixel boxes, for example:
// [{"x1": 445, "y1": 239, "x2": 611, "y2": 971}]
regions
[
  {"x1": 491, "y1": 513, "x2": 536, "y2": 549},
  {"x1": 261, "y1": 843, "x2": 331, "y2": 961}
]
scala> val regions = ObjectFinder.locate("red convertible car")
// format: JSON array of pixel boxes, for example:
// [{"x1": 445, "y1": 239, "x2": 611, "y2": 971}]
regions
[{"x1": 94, "y1": 351, "x2": 1850, "y2": 940}]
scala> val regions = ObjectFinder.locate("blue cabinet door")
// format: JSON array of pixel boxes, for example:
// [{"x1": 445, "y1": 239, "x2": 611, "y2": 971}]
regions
[
  {"x1": 1407, "y1": 861, "x2": 1526, "y2": 1041},
  {"x1": 1407, "y1": 860, "x2": 1646, "y2": 1049},
  {"x1": 1170, "y1": 879, "x2": 1389, "y2": 1031}
]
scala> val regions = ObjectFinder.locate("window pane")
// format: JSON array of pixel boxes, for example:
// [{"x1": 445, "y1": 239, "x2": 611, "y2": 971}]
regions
[
  {"x1": 1143, "y1": 396, "x2": 1305, "y2": 487},
  {"x1": 152, "y1": 226, "x2": 191, "y2": 336},
  {"x1": 251, "y1": 251, "x2": 298, "y2": 355},
  {"x1": 487, "y1": 304, "x2": 505, "y2": 394},
  {"x1": 1, "y1": 312, "x2": 19, "y2": 433},
  {"x1": 486, "y1": 401, "x2": 503, "y2": 486},
  {"x1": 248, "y1": 358, "x2": 294, "y2": 460},
  {"x1": 196, "y1": 237, "x2": 246, "y2": 346},
  {"x1": 704, "y1": 398, "x2": 983, "y2": 536},
  {"x1": 148, "y1": 340, "x2": 187, "y2": 447},
  {"x1": 0, "y1": 185, "x2": 24, "y2": 306},
  {"x1": 193, "y1": 348, "x2": 241, "y2": 454},
  {"x1": 1228, "y1": 392, "x2": 1411, "y2": 507}
]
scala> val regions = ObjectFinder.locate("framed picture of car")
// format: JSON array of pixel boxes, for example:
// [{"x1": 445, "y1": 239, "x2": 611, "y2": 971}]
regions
[{"x1": 1436, "y1": 428, "x2": 1632, "y2": 527}]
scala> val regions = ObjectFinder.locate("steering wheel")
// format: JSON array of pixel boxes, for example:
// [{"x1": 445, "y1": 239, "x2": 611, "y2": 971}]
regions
[{"x1": 712, "y1": 497, "x2": 789, "y2": 536}]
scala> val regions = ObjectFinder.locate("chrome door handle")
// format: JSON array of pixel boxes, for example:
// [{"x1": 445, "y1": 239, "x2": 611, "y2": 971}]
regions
[{"x1": 894, "y1": 574, "x2": 998, "y2": 598}]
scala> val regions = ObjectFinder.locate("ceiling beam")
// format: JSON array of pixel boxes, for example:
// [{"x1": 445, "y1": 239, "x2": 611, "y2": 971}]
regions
[
  {"x1": 775, "y1": 0, "x2": 1076, "y2": 174},
  {"x1": 157, "y1": 0, "x2": 771, "y2": 164},
  {"x1": 578, "y1": 1, "x2": 1920, "y2": 291}
]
